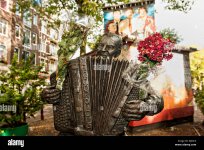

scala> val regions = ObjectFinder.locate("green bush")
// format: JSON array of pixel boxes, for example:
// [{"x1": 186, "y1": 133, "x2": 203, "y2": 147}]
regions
[
  {"x1": 190, "y1": 50, "x2": 204, "y2": 115},
  {"x1": 194, "y1": 85, "x2": 204, "y2": 114},
  {"x1": 0, "y1": 54, "x2": 46, "y2": 128}
]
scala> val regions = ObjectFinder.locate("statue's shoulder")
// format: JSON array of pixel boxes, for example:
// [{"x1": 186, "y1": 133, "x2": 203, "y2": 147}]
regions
[
  {"x1": 103, "y1": 32, "x2": 121, "y2": 39},
  {"x1": 67, "y1": 57, "x2": 80, "y2": 64}
]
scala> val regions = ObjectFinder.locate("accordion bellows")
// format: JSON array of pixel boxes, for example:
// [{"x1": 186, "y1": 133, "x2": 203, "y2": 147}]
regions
[{"x1": 53, "y1": 56, "x2": 134, "y2": 135}]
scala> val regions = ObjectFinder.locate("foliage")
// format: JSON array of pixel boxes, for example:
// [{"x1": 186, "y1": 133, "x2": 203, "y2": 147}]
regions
[
  {"x1": 15, "y1": 0, "x2": 130, "y2": 26},
  {"x1": 190, "y1": 50, "x2": 204, "y2": 114},
  {"x1": 162, "y1": 0, "x2": 195, "y2": 13},
  {"x1": 0, "y1": 55, "x2": 46, "y2": 128},
  {"x1": 194, "y1": 85, "x2": 204, "y2": 114},
  {"x1": 160, "y1": 28, "x2": 182, "y2": 44},
  {"x1": 15, "y1": 0, "x2": 196, "y2": 26},
  {"x1": 57, "y1": 23, "x2": 88, "y2": 78},
  {"x1": 14, "y1": 0, "x2": 195, "y2": 81},
  {"x1": 14, "y1": 0, "x2": 196, "y2": 55}
]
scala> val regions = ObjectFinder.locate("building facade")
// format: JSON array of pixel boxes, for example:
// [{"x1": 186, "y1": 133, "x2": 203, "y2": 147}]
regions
[{"x1": 0, "y1": 0, "x2": 59, "y2": 75}]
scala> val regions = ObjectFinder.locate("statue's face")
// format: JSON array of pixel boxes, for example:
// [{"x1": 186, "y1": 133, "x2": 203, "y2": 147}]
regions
[
  {"x1": 96, "y1": 33, "x2": 122, "y2": 57},
  {"x1": 108, "y1": 23, "x2": 117, "y2": 34}
]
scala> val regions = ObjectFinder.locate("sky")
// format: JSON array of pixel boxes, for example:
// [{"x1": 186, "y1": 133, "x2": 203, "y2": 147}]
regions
[{"x1": 155, "y1": 0, "x2": 204, "y2": 50}]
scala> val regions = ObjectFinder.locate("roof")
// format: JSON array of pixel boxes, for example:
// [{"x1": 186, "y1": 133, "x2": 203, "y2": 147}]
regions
[
  {"x1": 103, "y1": 0, "x2": 155, "y2": 11},
  {"x1": 172, "y1": 46, "x2": 198, "y2": 53}
]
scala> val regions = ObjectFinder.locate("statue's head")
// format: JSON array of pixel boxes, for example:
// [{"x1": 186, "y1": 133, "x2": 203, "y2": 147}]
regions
[{"x1": 96, "y1": 33, "x2": 122, "y2": 58}]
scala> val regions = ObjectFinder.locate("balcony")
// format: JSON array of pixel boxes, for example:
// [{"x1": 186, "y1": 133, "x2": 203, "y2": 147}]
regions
[
  {"x1": 23, "y1": 20, "x2": 32, "y2": 28},
  {"x1": 23, "y1": 44, "x2": 31, "y2": 50},
  {"x1": 31, "y1": 44, "x2": 40, "y2": 51},
  {"x1": 47, "y1": 53, "x2": 58, "y2": 60},
  {"x1": 39, "y1": 43, "x2": 47, "y2": 53},
  {"x1": 23, "y1": 44, "x2": 40, "y2": 53}
]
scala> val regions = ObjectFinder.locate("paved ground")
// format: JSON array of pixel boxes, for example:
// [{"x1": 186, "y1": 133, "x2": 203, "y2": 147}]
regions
[
  {"x1": 27, "y1": 104, "x2": 204, "y2": 136},
  {"x1": 27, "y1": 105, "x2": 59, "y2": 136}
]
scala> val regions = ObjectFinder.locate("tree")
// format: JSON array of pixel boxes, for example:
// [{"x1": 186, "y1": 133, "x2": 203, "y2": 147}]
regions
[
  {"x1": 190, "y1": 50, "x2": 204, "y2": 115},
  {"x1": 162, "y1": 0, "x2": 195, "y2": 13},
  {"x1": 0, "y1": 55, "x2": 46, "y2": 127}
]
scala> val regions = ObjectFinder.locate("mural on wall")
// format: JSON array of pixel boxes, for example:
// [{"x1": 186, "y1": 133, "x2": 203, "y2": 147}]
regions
[
  {"x1": 104, "y1": 3, "x2": 194, "y2": 126},
  {"x1": 104, "y1": 4, "x2": 156, "y2": 61}
]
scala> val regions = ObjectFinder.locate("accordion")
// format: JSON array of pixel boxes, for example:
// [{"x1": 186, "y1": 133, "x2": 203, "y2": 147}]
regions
[{"x1": 52, "y1": 56, "x2": 135, "y2": 136}]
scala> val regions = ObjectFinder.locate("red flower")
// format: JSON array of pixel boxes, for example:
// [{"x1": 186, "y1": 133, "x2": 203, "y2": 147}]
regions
[{"x1": 137, "y1": 32, "x2": 174, "y2": 66}]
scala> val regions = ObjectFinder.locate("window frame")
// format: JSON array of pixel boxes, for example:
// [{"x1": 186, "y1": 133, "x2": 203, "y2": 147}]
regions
[
  {"x1": 15, "y1": 25, "x2": 20, "y2": 39},
  {"x1": 14, "y1": 47, "x2": 20, "y2": 61},
  {"x1": 41, "y1": 20, "x2": 47, "y2": 35},
  {"x1": 49, "y1": 61, "x2": 56, "y2": 73},
  {"x1": 22, "y1": 50, "x2": 30, "y2": 62},
  {"x1": 50, "y1": 28, "x2": 58, "y2": 40},
  {"x1": 40, "y1": 58, "x2": 46, "y2": 72},
  {"x1": 23, "y1": 28, "x2": 31, "y2": 48},
  {"x1": 40, "y1": 37, "x2": 47, "y2": 53},
  {"x1": 49, "y1": 43, "x2": 57, "y2": 56},
  {"x1": 0, "y1": 44, "x2": 7, "y2": 62},
  {"x1": 32, "y1": 32, "x2": 37, "y2": 45},
  {"x1": 0, "y1": 19, "x2": 7, "y2": 36},
  {"x1": 15, "y1": 4, "x2": 21, "y2": 16},
  {"x1": 23, "y1": 11, "x2": 32, "y2": 27},
  {"x1": 33, "y1": 14, "x2": 38, "y2": 26}
]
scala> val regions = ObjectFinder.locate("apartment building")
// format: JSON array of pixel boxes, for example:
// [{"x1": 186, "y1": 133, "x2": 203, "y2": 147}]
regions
[{"x1": 0, "y1": 0, "x2": 59, "y2": 75}]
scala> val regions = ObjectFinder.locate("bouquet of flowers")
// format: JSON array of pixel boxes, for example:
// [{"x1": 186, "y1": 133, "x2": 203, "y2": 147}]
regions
[
  {"x1": 137, "y1": 28, "x2": 181, "y2": 67},
  {"x1": 138, "y1": 33, "x2": 173, "y2": 66},
  {"x1": 125, "y1": 28, "x2": 182, "y2": 84}
]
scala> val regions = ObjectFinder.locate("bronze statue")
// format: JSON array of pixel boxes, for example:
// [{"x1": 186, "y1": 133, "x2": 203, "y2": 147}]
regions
[{"x1": 41, "y1": 32, "x2": 163, "y2": 136}]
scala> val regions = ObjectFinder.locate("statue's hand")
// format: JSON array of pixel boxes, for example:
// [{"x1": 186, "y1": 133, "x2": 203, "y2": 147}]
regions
[
  {"x1": 122, "y1": 100, "x2": 148, "y2": 122},
  {"x1": 145, "y1": 96, "x2": 164, "y2": 116},
  {"x1": 41, "y1": 86, "x2": 61, "y2": 104}
]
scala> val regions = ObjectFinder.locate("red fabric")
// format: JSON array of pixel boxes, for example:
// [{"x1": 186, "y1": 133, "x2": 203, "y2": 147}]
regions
[{"x1": 128, "y1": 106, "x2": 194, "y2": 127}]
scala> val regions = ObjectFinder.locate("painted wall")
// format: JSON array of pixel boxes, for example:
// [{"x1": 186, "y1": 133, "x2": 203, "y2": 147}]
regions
[{"x1": 103, "y1": 2, "x2": 194, "y2": 126}]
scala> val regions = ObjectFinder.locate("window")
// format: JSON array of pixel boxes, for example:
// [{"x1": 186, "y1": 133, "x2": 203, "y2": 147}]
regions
[
  {"x1": 0, "y1": 0, "x2": 7, "y2": 10},
  {"x1": 15, "y1": 25, "x2": 20, "y2": 38},
  {"x1": 40, "y1": 58, "x2": 46, "y2": 72},
  {"x1": 0, "y1": 45, "x2": 7, "y2": 62},
  {"x1": 41, "y1": 42, "x2": 46, "y2": 52},
  {"x1": 50, "y1": 29, "x2": 58, "y2": 40},
  {"x1": 23, "y1": 11, "x2": 31, "y2": 27},
  {"x1": 0, "y1": 81, "x2": 3, "y2": 95},
  {"x1": 40, "y1": 38, "x2": 47, "y2": 52},
  {"x1": 41, "y1": 20, "x2": 47, "y2": 34},
  {"x1": 14, "y1": 48, "x2": 20, "y2": 61},
  {"x1": 23, "y1": 29, "x2": 31, "y2": 47},
  {"x1": 32, "y1": 33, "x2": 37, "y2": 44},
  {"x1": 0, "y1": 19, "x2": 7, "y2": 35},
  {"x1": 49, "y1": 44, "x2": 57, "y2": 56},
  {"x1": 49, "y1": 61, "x2": 56, "y2": 73},
  {"x1": 33, "y1": 0, "x2": 42, "y2": 6},
  {"x1": 31, "y1": 53, "x2": 36, "y2": 65},
  {"x1": 22, "y1": 50, "x2": 30, "y2": 61},
  {"x1": 33, "y1": 14, "x2": 38, "y2": 26},
  {"x1": 15, "y1": 4, "x2": 20, "y2": 16}
]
